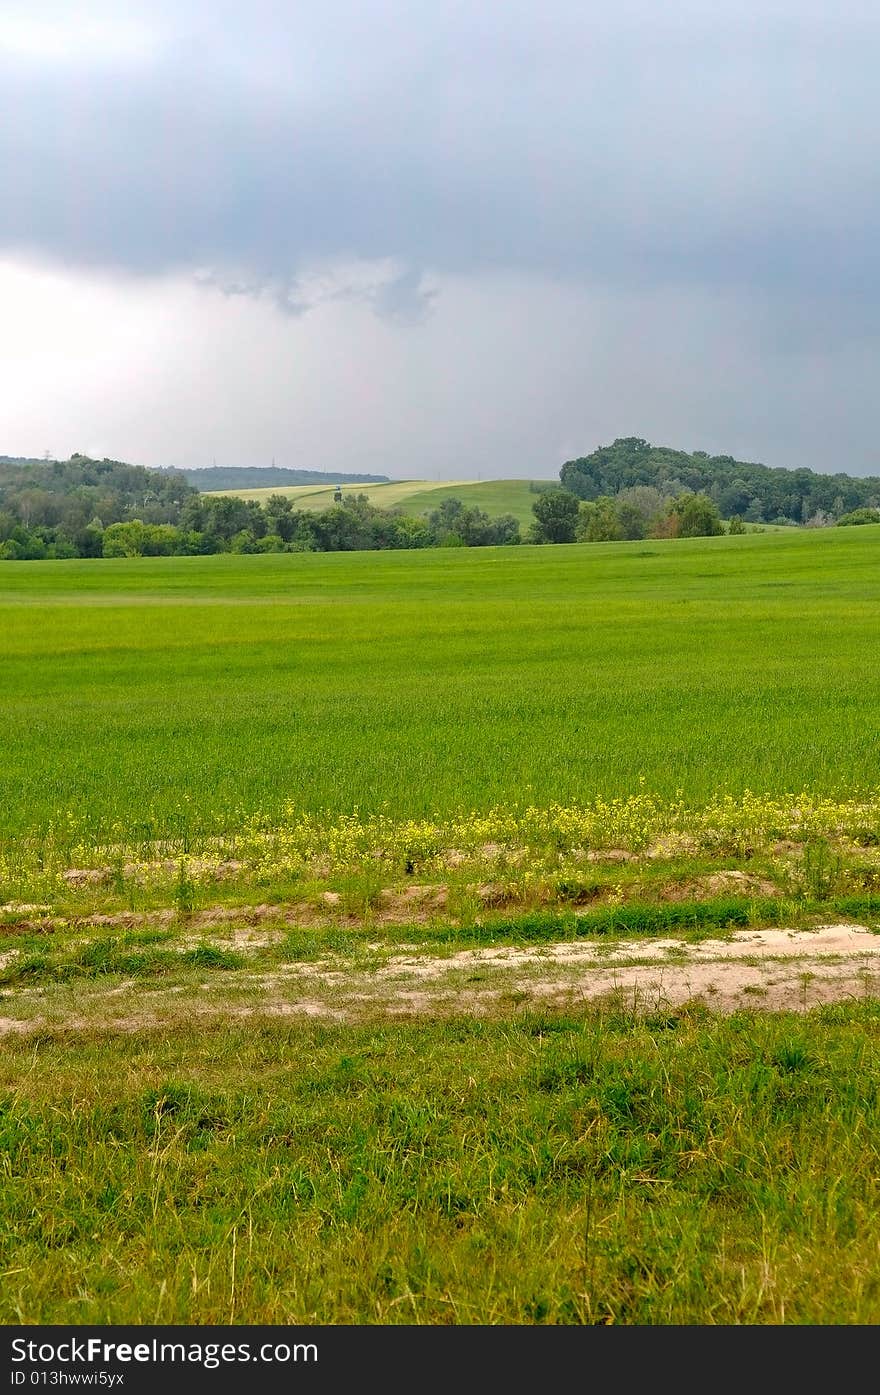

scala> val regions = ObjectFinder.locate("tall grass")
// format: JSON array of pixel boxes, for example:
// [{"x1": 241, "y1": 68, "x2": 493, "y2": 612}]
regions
[{"x1": 2, "y1": 1005, "x2": 880, "y2": 1324}]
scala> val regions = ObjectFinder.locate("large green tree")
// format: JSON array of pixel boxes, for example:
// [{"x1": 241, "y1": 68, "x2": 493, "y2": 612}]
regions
[
  {"x1": 530, "y1": 489, "x2": 579, "y2": 543},
  {"x1": 673, "y1": 492, "x2": 724, "y2": 537}
]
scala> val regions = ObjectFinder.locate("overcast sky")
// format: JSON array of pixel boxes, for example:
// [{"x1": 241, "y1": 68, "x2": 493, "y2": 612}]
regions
[{"x1": 2, "y1": 0, "x2": 878, "y2": 480}]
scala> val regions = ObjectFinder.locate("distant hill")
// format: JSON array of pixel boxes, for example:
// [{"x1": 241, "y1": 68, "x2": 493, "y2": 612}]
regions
[
  {"x1": 204, "y1": 477, "x2": 552, "y2": 528},
  {"x1": 164, "y1": 466, "x2": 391, "y2": 491},
  {"x1": 0, "y1": 454, "x2": 193, "y2": 512},
  {"x1": 560, "y1": 437, "x2": 880, "y2": 525}
]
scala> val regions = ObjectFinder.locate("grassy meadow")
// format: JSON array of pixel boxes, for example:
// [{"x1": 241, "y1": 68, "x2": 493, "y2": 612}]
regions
[
  {"x1": 3, "y1": 524, "x2": 880, "y2": 1326},
  {"x1": 1, "y1": 525, "x2": 879, "y2": 851}
]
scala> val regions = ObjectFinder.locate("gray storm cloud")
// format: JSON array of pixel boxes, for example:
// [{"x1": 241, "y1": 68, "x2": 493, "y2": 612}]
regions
[
  {"x1": 1, "y1": 0, "x2": 879, "y2": 476},
  {"x1": 2, "y1": 0, "x2": 878, "y2": 320}
]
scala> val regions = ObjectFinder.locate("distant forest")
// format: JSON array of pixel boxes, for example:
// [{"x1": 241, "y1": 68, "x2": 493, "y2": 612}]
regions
[
  {"x1": 560, "y1": 438, "x2": 880, "y2": 526},
  {"x1": 162, "y1": 465, "x2": 390, "y2": 489},
  {"x1": 0, "y1": 454, "x2": 518, "y2": 558},
  {"x1": 1, "y1": 443, "x2": 878, "y2": 560}
]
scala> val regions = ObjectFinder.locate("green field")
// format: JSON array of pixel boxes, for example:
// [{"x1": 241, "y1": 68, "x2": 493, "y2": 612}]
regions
[
  {"x1": 206, "y1": 476, "x2": 548, "y2": 526},
  {"x1": 3, "y1": 525, "x2": 880, "y2": 1327},
  {"x1": 1, "y1": 526, "x2": 879, "y2": 851}
]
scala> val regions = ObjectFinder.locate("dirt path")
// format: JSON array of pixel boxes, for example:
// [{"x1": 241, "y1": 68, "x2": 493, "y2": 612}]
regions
[
  {"x1": 283, "y1": 923, "x2": 880, "y2": 1017},
  {"x1": 1, "y1": 923, "x2": 878, "y2": 1036}
]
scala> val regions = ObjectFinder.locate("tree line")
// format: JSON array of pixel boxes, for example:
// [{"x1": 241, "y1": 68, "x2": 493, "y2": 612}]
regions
[
  {"x1": 559, "y1": 437, "x2": 880, "y2": 527},
  {"x1": 0, "y1": 456, "x2": 520, "y2": 558},
  {"x1": 1, "y1": 447, "x2": 878, "y2": 561},
  {"x1": 527, "y1": 485, "x2": 729, "y2": 543}
]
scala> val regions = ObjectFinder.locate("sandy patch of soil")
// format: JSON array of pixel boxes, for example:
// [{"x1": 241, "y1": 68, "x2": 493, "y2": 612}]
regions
[
  {"x1": 281, "y1": 924, "x2": 878, "y2": 1020},
  {"x1": 1, "y1": 924, "x2": 878, "y2": 1036},
  {"x1": 662, "y1": 870, "x2": 781, "y2": 899},
  {"x1": 338, "y1": 923, "x2": 880, "y2": 977},
  {"x1": 62, "y1": 859, "x2": 244, "y2": 887},
  {"x1": 60, "y1": 868, "x2": 108, "y2": 886},
  {"x1": 0, "y1": 885, "x2": 460, "y2": 937}
]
